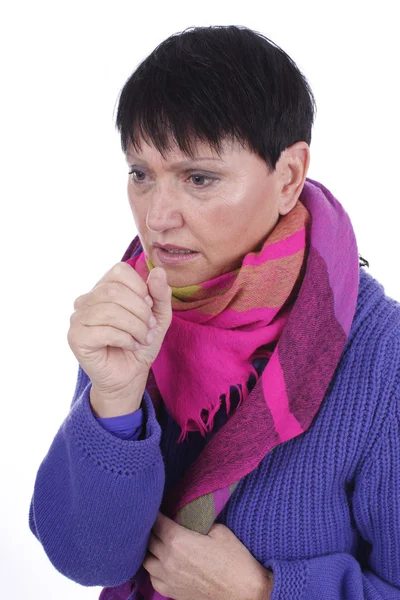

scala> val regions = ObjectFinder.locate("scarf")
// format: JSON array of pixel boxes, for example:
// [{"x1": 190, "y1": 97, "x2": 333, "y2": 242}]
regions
[{"x1": 99, "y1": 177, "x2": 360, "y2": 600}]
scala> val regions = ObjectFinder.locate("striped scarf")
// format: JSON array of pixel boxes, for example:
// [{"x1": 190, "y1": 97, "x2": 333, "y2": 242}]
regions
[{"x1": 99, "y1": 177, "x2": 360, "y2": 600}]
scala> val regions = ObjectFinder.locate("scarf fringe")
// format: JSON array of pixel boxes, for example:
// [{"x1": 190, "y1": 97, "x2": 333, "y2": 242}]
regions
[{"x1": 177, "y1": 364, "x2": 260, "y2": 443}]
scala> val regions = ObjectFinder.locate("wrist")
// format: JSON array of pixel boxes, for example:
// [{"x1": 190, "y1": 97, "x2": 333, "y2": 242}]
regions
[{"x1": 90, "y1": 372, "x2": 149, "y2": 418}]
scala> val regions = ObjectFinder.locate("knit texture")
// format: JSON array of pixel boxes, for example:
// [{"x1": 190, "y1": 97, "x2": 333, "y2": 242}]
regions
[{"x1": 29, "y1": 267, "x2": 400, "y2": 599}]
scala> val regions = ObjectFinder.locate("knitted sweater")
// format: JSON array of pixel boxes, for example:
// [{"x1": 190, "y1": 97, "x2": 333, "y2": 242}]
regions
[{"x1": 29, "y1": 267, "x2": 400, "y2": 599}]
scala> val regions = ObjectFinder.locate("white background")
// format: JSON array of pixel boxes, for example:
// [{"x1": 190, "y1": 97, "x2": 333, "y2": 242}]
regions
[{"x1": 1, "y1": 1, "x2": 399, "y2": 598}]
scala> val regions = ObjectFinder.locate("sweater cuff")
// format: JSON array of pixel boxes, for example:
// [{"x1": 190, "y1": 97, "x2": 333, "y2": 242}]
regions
[
  {"x1": 263, "y1": 558, "x2": 309, "y2": 600},
  {"x1": 65, "y1": 381, "x2": 162, "y2": 477}
]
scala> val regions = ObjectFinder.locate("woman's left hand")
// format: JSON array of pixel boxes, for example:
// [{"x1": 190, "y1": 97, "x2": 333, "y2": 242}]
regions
[{"x1": 142, "y1": 511, "x2": 273, "y2": 600}]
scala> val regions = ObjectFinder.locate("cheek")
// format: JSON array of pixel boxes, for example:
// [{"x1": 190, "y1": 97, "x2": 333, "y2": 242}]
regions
[
  {"x1": 199, "y1": 211, "x2": 243, "y2": 264},
  {"x1": 209, "y1": 203, "x2": 250, "y2": 238},
  {"x1": 209, "y1": 200, "x2": 239, "y2": 226}
]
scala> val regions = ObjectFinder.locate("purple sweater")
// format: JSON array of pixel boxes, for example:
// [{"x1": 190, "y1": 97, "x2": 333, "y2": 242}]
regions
[{"x1": 29, "y1": 267, "x2": 400, "y2": 599}]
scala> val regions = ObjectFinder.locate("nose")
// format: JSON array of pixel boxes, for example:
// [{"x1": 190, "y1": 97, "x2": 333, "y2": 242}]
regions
[{"x1": 145, "y1": 187, "x2": 183, "y2": 232}]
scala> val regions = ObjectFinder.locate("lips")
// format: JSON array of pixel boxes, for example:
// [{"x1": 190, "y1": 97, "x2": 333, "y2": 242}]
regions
[
  {"x1": 153, "y1": 243, "x2": 195, "y2": 252},
  {"x1": 154, "y1": 246, "x2": 200, "y2": 265}
]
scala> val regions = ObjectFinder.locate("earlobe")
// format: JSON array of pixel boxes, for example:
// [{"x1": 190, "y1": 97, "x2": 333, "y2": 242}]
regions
[{"x1": 279, "y1": 202, "x2": 295, "y2": 217}]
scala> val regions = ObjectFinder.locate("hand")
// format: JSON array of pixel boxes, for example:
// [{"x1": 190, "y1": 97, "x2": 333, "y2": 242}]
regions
[
  {"x1": 142, "y1": 512, "x2": 274, "y2": 600},
  {"x1": 68, "y1": 262, "x2": 172, "y2": 402}
]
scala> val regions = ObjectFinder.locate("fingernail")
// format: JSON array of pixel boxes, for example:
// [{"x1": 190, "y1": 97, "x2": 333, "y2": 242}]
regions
[
  {"x1": 148, "y1": 316, "x2": 157, "y2": 328},
  {"x1": 145, "y1": 295, "x2": 153, "y2": 307},
  {"x1": 146, "y1": 331, "x2": 154, "y2": 344}
]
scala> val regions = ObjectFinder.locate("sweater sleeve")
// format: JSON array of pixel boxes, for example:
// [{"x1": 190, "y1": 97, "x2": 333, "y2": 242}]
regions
[
  {"x1": 28, "y1": 364, "x2": 165, "y2": 587},
  {"x1": 263, "y1": 372, "x2": 400, "y2": 600},
  {"x1": 95, "y1": 409, "x2": 145, "y2": 441}
]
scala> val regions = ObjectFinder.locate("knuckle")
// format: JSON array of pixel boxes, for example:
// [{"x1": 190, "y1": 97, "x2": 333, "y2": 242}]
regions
[
  {"x1": 112, "y1": 262, "x2": 125, "y2": 274},
  {"x1": 74, "y1": 291, "x2": 91, "y2": 310},
  {"x1": 112, "y1": 262, "x2": 148, "y2": 298},
  {"x1": 112, "y1": 262, "x2": 130, "y2": 281},
  {"x1": 67, "y1": 328, "x2": 75, "y2": 347},
  {"x1": 100, "y1": 305, "x2": 113, "y2": 321},
  {"x1": 163, "y1": 552, "x2": 175, "y2": 574},
  {"x1": 104, "y1": 282, "x2": 118, "y2": 299},
  {"x1": 139, "y1": 326, "x2": 150, "y2": 344},
  {"x1": 168, "y1": 531, "x2": 181, "y2": 553}
]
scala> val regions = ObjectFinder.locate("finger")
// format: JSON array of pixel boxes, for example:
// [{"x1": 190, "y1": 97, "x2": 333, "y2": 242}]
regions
[
  {"x1": 79, "y1": 303, "x2": 151, "y2": 346},
  {"x1": 147, "y1": 532, "x2": 164, "y2": 559},
  {"x1": 149, "y1": 575, "x2": 169, "y2": 597},
  {"x1": 142, "y1": 551, "x2": 160, "y2": 576},
  {"x1": 151, "y1": 511, "x2": 178, "y2": 541},
  {"x1": 74, "y1": 282, "x2": 154, "y2": 328},
  {"x1": 146, "y1": 268, "x2": 172, "y2": 322},
  {"x1": 94, "y1": 262, "x2": 151, "y2": 304},
  {"x1": 68, "y1": 322, "x2": 139, "y2": 353}
]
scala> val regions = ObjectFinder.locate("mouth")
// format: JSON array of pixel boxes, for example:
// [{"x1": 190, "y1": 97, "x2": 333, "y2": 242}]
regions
[
  {"x1": 153, "y1": 242, "x2": 196, "y2": 252},
  {"x1": 153, "y1": 246, "x2": 200, "y2": 265}
]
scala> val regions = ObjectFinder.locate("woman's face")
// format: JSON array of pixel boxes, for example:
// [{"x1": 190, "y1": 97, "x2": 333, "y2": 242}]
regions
[{"x1": 126, "y1": 137, "x2": 309, "y2": 287}]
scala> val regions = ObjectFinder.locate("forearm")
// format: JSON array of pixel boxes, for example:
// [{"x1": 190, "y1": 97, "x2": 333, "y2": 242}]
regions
[{"x1": 29, "y1": 382, "x2": 165, "y2": 587}]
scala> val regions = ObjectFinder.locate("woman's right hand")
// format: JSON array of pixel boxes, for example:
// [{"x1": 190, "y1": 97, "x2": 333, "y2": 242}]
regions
[{"x1": 67, "y1": 261, "x2": 172, "y2": 401}]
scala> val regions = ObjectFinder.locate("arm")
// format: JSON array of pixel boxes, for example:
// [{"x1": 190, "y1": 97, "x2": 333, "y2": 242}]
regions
[
  {"x1": 263, "y1": 375, "x2": 400, "y2": 600},
  {"x1": 28, "y1": 364, "x2": 165, "y2": 587}
]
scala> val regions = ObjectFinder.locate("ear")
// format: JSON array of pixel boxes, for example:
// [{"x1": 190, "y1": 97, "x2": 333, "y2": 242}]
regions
[{"x1": 278, "y1": 142, "x2": 310, "y2": 216}]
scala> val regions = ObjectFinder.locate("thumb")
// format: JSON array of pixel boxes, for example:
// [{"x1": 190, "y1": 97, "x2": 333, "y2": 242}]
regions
[{"x1": 146, "y1": 267, "x2": 172, "y2": 324}]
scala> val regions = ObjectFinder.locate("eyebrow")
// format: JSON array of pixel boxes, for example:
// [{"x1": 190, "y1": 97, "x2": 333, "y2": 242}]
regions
[{"x1": 126, "y1": 155, "x2": 226, "y2": 169}]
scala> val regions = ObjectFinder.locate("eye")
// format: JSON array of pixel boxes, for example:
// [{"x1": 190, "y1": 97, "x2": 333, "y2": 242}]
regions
[
  {"x1": 128, "y1": 168, "x2": 147, "y2": 183},
  {"x1": 188, "y1": 173, "x2": 216, "y2": 187},
  {"x1": 127, "y1": 168, "x2": 217, "y2": 188}
]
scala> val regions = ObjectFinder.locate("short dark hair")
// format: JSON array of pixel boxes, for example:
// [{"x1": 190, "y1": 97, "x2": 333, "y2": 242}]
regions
[{"x1": 115, "y1": 25, "x2": 317, "y2": 172}]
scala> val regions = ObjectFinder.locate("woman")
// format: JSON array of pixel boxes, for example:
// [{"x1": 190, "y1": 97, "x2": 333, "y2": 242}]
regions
[{"x1": 29, "y1": 25, "x2": 400, "y2": 600}]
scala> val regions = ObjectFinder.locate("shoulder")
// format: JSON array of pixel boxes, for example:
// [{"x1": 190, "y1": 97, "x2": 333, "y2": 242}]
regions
[
  {"x1": 338, "y1": 267, "x2": 400, "y2": 456},
  {"x1": 349, "y1": 267, "x2": 400, "y2": 346},
  {"x1": 345, "y1": 268, "x2": 400, "y2": 370}
]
